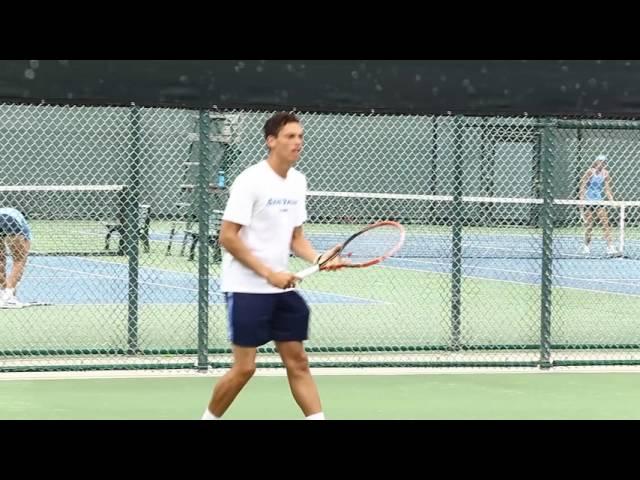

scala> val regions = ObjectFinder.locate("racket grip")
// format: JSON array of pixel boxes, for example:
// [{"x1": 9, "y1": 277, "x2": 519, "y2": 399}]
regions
[{"x1": 295, "y1": 264, "x2": 320, "y2": 279}]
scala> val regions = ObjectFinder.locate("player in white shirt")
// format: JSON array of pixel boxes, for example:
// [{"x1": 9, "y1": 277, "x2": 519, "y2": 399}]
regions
[{"x1": 201, "y1": 112, "x2": 342, "y2": 420}]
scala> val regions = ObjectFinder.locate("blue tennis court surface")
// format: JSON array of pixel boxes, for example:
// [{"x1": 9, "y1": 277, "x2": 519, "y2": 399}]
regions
[
  {"x1": 13, "y1": 230, "x2": 640, "y2": 306},
  {"x1": 308, "y1": 231, "x2": 640, "y2": 259},
  {"x1": 307, "y1": 230, "x2": 640, "y2": 297},
  {"x1": 384, "y1": 255, "x2": 640, "y2": 296},
  {"x1": 15, "y1": 257, "x2": 378, "y2": 305}
]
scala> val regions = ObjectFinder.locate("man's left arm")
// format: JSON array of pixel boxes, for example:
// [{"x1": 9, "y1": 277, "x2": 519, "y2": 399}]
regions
[{"x1": 290, "y1": 226, "x2": 320, "y2": 264}]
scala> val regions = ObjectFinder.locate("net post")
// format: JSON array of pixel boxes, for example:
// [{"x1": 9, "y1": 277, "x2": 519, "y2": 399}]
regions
[
  {"x1": 429, "y1": 116, "x2": 438, "y2": 196},
  {"x1": 449, "y1": 115, "x2": 464, "y2": 350},
  {"x1": 619, "y1": 204, "x2": 626, "y2": 256},
  {"x1": 539, "y1": 120, "x2": 556, "y2": 369},
  {"x1": 126, "y1": 104, "x2": 142, "y2": 355},
  {"x1": 195, "y1": 110, "x2": 214, "y2": 372}
]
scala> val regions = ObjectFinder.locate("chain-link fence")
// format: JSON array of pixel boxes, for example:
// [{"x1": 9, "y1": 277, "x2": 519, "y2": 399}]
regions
[{"x1": 1, "y1": 104, "x2": 640, "y2": 372}]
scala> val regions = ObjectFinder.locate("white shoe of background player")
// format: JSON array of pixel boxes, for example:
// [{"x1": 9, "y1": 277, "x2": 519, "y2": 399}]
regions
[{"x1": 0, "y1": 289, "x2": 21, "y2": 309}]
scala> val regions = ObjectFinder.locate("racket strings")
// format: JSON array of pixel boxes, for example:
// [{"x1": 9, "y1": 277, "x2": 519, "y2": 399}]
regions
[{"x1": 341, "y1": 225, "x2": 404, "y2": 263}]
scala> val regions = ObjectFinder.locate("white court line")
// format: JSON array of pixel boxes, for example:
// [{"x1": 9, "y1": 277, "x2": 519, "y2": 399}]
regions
[
  {"x1": 391, "y1": 257, "x2": 640, "y2": 288},
  {"x1": 29, "y1": 258, "x2": 381, "y2": 305},
  {"x1": 26, "y1": 276, "x2": 95, "y2": 280},
  {"x1": 0, "y1": 303, "x2": 206, "y2": 307},
  {"x1": 4, "y1": 366, "x2": 640, "y2": 381},
  {"x1": 78, "y1": 256, "x2": 383, "y2": 304},
  {"x1": 572, "y1": 278, "x2": 640, "y2": 281},
  {"x1": 0, "y1": 185, "x2": 124, "y2": 192},
  {"x1": 309, "y1": 229, "x2": 629, "y2": 242},
  {"x1": 307, "y1": 191, "x2": 640, "y2": 208},
  {"x1": 77, "y1": 230, "x2": 173, "y2": 241},
  {"x1": 382, "y1": 263, "x2": 640, "y2": 299},
  {"x1": 70, "y1": 254, "x2": 640, "y2": 300},
  {"x1": 27, "y1": 253, "x2": 640, "y2": 299},
  {"x1": 0, "y1": 301, "x2": 370, "y2": 307},
  {"x1": 28, "y1": 263, "x2": 198, "y2": 293},
  {"x1": 40, "y1": 256, "x2": 200, "y2": 277}
]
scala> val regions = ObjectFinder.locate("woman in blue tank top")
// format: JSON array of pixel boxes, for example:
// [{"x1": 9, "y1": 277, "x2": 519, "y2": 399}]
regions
[{"x1": 578, "y1": 154, "x2": 617, "y2": 255}]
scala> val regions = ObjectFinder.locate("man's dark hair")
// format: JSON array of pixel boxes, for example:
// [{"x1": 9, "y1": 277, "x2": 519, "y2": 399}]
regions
[{"x1": 263, "y1": 112, "x2": 300, "y2": 140}]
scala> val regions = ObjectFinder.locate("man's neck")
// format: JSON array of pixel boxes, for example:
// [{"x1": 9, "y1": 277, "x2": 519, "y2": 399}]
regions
[{"x1": 266, "y1": 155, "x2": 290, "y2": 179}]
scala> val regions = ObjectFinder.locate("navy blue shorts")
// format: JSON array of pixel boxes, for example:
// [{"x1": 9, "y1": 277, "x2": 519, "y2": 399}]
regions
[{"x1": 225, "y1": 291, "x2": 310, "y2": 347}]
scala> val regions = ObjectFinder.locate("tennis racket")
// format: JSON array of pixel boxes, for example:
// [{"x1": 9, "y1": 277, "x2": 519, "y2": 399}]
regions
[{"x1": 295, "y1": 220, "x2": 405, "y2": 280}]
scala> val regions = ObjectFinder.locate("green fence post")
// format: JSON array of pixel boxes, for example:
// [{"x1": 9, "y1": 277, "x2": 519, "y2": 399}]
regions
[
  {"x1": 450, "y1": 116, "x2": 464, "y2": 350},
  {"x1": 126, "y1": 104, "x2": 142, "y2": 355},
  {"x1": 196, "y1": 110, "x2": 213, "y2": 371},
  {"x1": 539, "y1": 120, "x2": 556, "y2": 369}
]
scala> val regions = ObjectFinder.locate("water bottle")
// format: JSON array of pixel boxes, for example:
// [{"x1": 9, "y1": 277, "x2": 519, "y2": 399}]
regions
[{"x1": 217, "y1": 169, "x2": 225, "y2": 188}]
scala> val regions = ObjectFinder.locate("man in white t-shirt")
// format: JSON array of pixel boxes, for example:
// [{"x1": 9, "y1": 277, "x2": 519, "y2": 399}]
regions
[{"x1": 201, "y1": 112, "x2": 341, "y2": 421}]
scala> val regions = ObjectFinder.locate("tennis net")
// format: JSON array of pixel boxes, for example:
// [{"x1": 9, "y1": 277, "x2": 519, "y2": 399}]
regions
[{"x1": 305, "y1": 191, "x2": 640, "y2": 260}]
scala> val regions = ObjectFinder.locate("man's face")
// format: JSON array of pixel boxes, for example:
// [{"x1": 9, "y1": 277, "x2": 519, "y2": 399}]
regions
[{"x1": 267, "y1": 121, "x2": 303, "y2": 165}]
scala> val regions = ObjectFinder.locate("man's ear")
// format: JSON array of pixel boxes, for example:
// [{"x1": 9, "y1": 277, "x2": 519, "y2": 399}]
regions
[{"x1": 266, "y1": 134, "x2": 277, "y2": 150}]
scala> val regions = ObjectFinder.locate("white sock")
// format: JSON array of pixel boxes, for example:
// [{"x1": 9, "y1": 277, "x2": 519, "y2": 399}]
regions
[
  {"x1": 305, "y1": 412, "x2": 326, "y2": 420},
  {"x1": 201, "y1": 409, "x2": 220, "y2": 420}
]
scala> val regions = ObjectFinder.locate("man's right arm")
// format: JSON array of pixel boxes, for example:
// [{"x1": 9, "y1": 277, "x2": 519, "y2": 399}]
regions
[{"x1": 220, "y1": 221, "x2": 297, "y2": 289}]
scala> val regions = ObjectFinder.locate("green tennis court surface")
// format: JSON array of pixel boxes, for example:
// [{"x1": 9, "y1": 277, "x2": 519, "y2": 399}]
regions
[
  {"x1": 4, "y1": 211, "x2": 640, "y2": 369},
  {"x1": 1, "y1": 372, "x2": 639, "y2": 419},
  {"x1": 6, "y1": 233, "x2": 640, "y2": 353}
]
